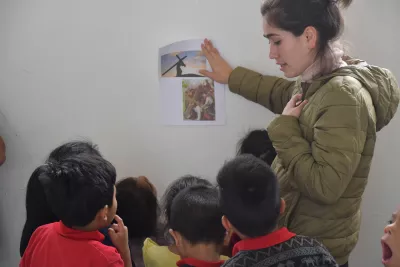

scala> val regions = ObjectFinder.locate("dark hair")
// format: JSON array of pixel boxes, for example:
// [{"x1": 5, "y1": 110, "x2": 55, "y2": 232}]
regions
[
  {"x1": 39, "y1": 154, "x2": 116, "y2": 227},
  {"x1": 217, "y1": 154, "x2": 280, "y2": 237},
  {"x1": 237, "y1": 129, "x2": 276, "y2": 166},
  {"x1": 47, "y1": 140, "x2": 101, "y2": 162},
  {"x1": 261, "y1": 0, "x2": 352, "y2": 58},
  {"x1": 169, "y1": 186, "x2": 225, "y2": 245},
  {"x1": 160, "y1": 175, "x2": 212, "y2": 243},
  {"x1": 20, "y1": 141, "x2": 102, "y2": 256},
  {"x1": 116, "y1": 177, "x2": 158, "y2": 239},
  {"x1": 20, "y1": 166, "x2": 57, "y2": 256}
]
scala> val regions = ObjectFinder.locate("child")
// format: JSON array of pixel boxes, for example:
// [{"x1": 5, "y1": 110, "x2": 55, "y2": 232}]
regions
[
  {"x1": 382, "y1": 207, "x2": 400, "y2": 266},
  {"x1": 20, "y1": 141, "x2": 105, "y2": 256},
  {"x1": 168, "y1": 185, "x2": 226, "y2": 267},
  {"x1": 116, "y1": 176, "x2": 159, "y2": 267},
  {"x1": 237, "y1": 129, "x2": 276, "y2": 166},
  {"x1": 20, "y1": 154, "x2": 132, "y2": 267},
  {"x1": 217, "y1": 154, "x2": 338, "y2": 267},
  {"x1": 143, "y1": 175, "x2": 228, "y2": 267},
  {"x1": 223, "y1": 129, "x2": 277, "y2": 256}
]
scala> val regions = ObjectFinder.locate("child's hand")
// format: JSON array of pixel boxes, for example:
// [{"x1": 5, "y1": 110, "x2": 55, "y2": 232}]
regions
[{"x1": 108, "y1": 215, "x2": 129, "y2": 253}]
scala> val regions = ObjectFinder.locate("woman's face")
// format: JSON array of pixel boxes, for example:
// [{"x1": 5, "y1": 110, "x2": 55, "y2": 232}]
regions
[{"x1": 263, "y1": 20, "x2": 316, "y2": 78}]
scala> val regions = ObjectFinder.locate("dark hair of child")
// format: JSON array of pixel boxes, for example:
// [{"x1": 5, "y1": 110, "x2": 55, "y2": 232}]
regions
[
  {"x1": 217, "y1": 154, "x2": 280, "y2": 237},
  {"x1": 116, "y1": 176, "x2": 159, "y2": 239},
  {"x1": 39, "y1": 153, "x2": 116, "y2": 228},
  {"x1": 169, "y1": 185, "x2": 225, "y2": 245},
  {"x1": 20, "y1": 141, "x2": 102, "y2": 256},
  {"x1": 237, "y1": 129, "x2": 277, "y2": 166}
]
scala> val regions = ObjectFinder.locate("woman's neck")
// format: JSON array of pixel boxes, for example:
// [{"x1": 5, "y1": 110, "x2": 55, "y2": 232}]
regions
[{"x1": 301, "y1": 41, "x2": 347, "y2": 83}]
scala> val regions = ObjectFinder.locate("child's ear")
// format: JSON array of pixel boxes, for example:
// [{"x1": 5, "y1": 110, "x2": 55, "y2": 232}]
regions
[
  {"x1": 221, "y1": 216, "x2": 232, "y2": 232},
  {"x1": 96, "y1": 205, "x2": 109, "y2": 224},
  {"x1": 169, "y1": 229, "x2": 182, "y2": 247},
  {"x1": 280, "y1": 198, "x2": 286, "y2": 214}
]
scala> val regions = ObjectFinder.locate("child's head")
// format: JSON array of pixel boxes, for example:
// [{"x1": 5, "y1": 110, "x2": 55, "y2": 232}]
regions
[
  {"x1": 47, "y1": 140, "x2": 101, "y2": 162},
  {"x1": 237, "y1": 129, "x2": 276, "y2": 166},
  {"x1": 160, "y1": 175, "x2": 212, "y2": 241},
  {"x1": 26, "y1": 141, "x2": 103, "y2": 224},
  {"x1": 168, "y1": 185, "x2": 225, "y2": 258},
  {"x1": 217, "y1": 154, "x2": 283, "y2": 238},
  {"x1": 40, "y1": 153, "x2": 117, "y2": 229},
  {"x1": 21, "y1": 141, "x2": 103, "y2": 256},
  {"x1": 382, "y1": 207, "x2": 400, "y2": 266},
  {"x1": 116, "y1": 176, "x2": 158, "y2": 240}
]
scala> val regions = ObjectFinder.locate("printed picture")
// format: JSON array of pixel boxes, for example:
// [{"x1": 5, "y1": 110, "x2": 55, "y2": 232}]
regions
[
  {"x1": 161, "y1": 50, "x2": 206, "y2": 78},
  {"x1": 182, "y1": 79, "x2": 215, "y2": 121}
]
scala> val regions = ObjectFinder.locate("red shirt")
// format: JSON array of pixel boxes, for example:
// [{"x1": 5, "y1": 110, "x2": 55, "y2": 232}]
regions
[
  {"x1": 177, "y1": 258, "x2": 225, "y2": 267},
  {"x1": 232, "y1": 227, "x2": 296, "y2": 256},
  {"x1": 20, "y1": 221, "x2": 124, "y2": 267}
]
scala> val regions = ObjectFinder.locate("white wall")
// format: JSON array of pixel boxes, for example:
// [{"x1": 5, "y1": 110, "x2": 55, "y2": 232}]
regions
[{"x1": 0, "y1": 0, "x2": 398, "y2": 266}]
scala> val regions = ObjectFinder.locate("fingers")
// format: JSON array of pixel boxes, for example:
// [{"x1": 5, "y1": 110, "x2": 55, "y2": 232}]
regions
[
  {"x1": 201, "y1": 43, "x2": 212, "y2": 59},
  {"x1": 297, "y1": 99, "x2": 308, "y2": 109},
  {"x1": 291, "y1": 94, "x2": 303, "y2": 103},
  {"x1": 108, "y1": 227, "x2": 116, "y2": 238},
  {"x1": 206, "y1": 39, "x2": 220, "y2": 56},
  {"x1": 288, "y1": 94, "x2": 303, "y2": 107},
  {"x1": 114, "y1": 215, "x2": 125, "y2": 227},
  {"x1": 110, "y1": 223, "x2": 119, "y2": 232},
  {"x1": 202, "y1": 38, "x2": 219, "y2": 59},
  {"x1": 199, "y1": 69, "x2": 215, "y2": 80}
]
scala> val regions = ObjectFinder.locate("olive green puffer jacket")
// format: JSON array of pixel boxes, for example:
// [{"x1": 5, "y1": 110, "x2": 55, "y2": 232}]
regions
[{"x1": 228, "y1": 59, "x2": 399, "y2": 264}]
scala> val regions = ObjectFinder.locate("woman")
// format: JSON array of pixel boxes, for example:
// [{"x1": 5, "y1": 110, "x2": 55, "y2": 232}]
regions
[{"x1": 199, "y1": 0, "x2": 399, "y2": 266}]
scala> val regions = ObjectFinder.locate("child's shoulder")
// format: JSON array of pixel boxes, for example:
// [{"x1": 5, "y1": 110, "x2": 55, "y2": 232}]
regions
[
  {"x1": 87, "y1": 239, "x2": 123, "y2": 264},
  {"x1": 30, "y1": 222, "x2": 57, "y2": 239},
  {"x1": 290, "y1": 235, "x2": 323, "y2": 245},
  {"x1": 286, "y1": 236, "x2": 337, "y2": 264}
]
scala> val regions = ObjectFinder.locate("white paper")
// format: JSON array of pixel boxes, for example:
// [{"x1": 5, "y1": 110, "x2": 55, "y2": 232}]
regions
[{"x1": 159, "y1": 39, "x2": 226, "y2": 126}]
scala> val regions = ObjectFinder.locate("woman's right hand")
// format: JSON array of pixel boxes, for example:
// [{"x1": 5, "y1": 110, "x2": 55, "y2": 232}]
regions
[{"x1": 199, "y1": 39, "x2": 233, "y2": 84}]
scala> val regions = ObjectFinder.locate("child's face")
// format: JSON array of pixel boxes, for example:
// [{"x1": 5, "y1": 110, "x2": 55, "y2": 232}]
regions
[{"x1": 382, "y1": 208, "x2": 400, "y2": 266}]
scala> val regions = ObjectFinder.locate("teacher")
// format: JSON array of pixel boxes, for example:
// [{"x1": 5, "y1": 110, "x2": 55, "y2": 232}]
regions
[{"x1": 200, "y1": 0, "x2": 399, "y2": 266}]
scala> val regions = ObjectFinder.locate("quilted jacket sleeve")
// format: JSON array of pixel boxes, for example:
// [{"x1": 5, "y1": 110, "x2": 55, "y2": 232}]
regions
[
  {"x1": 267, "y1": 86, "x2": 368, "y2": 205},
  {"x1": 228, "y1": 67, "x2": 295, "y2": 114}
]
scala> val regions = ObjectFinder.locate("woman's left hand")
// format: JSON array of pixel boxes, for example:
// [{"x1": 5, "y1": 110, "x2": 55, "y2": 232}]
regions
[{"x1": 282, "y1": 94, "x2": 308, "y2": 118}]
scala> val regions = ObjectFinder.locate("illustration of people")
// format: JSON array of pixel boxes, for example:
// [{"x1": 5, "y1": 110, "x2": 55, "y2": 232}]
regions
[
  {"x1": 176, "y1": 59, "x2": 186, "y2": 77},
  {"x1": 183, "y1": 80, "x2": 216, "y2": 121},
  {"x1": 193, "y1": 104, "x2": 201, "y2": 120},
  {"x1": 201, "y1": 93, "x2": 215, "y2": 120}
]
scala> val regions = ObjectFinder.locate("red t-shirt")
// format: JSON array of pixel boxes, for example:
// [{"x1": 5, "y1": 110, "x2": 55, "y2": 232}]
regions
[{"x1": 20, "y1": 221, "x2": 124, "y2": 267}]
